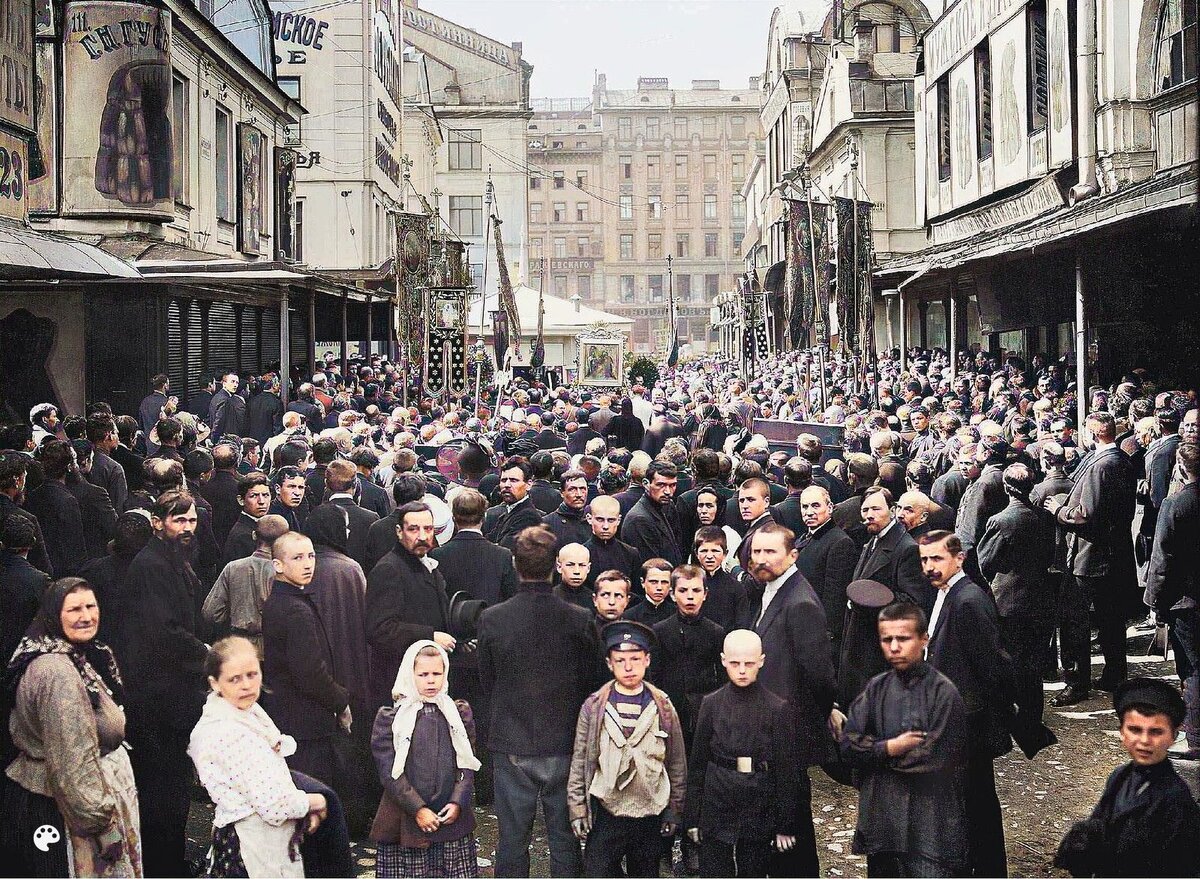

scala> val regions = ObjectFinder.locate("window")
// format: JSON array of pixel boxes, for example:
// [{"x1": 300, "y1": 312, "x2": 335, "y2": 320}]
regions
[
  {"x1": 449, "y1": 196, "x2": 484, "y2": 236},
  {"x1": 732, "y1": 196, "x2": 746, "y2": 223},
  {"x1": 705, "y1": 274, "x2": 719, "y2": 297},
  {"x1": 551, "y1": 140, "x2": 564, "y2": 149},
  {"x1": 448, "y1": 128, "x2": 482, "y2": 170},
  {"x1": 530, "y1": 202, "x2": 543, "y2": 224},
  {"x1": 647, "y1": 154, "x2": 660, "y2": 180},
  {"x1": 702, "y1": 116, "x2": 718, "y2": 138},
  {"x1": 553, "y1": 171, "x2": 565, "y2": 189},
  {"x1": 841, "y1": 2, "x2": 918, "y2": 54},
  {"x1": 1155, "y1": 0, "x2": 1197, "y2": 91},
  {"x1": 215, "y1": 104, "x2": 233, "y2": 221},
  {"x1": 576, "y1": 140, "x2": 588, "y2": 148},
  {"x1": 676, "y1": 233, "x2": 689, "y2": 257},
  {"x1": 677, "y1": 273, "x2": 691, "y2": 301},
  {"x1": 172, "y1": 74, "x2": 190, "y2": 202},
  {"x1": 553, "y1": 275, "x2": 567, "y2": 295},
  {"x1": 577, "y1": 236, "x2": 590, "y2": 256},
  {"x1": 674, "y1": 117, "x2": 688, "y2": 139},
  {"x1": 731, "y1": 115, "x2": 746, "y2": 138},
  {"x1": 732, "y1": 153, "x2": 745, "y2": 180},
  {"x1": 975, "y1": 41, "x2": 993, "y2": 160},
  {"x1": 294, "y1": 199, "x2": 304, "y2": 261},
  {"x1": 576, "y1": 202, "x2": 589, "y2": 222},
  {"x1": 676, "y1": 194, "x2": 689, "y2": 220},
  {"x1": 618, "y1": 116, "x2": 632, "y2": 139},
  {"x1": 619, "y1": 195, "x2": 633, "y2": 219},
  {"x1": 553, "y1": 202, "x2": 566, "y2": 222},
  {"x1": 553, "y1": 237, "x2": 567, "y2": 258},
  {"x1": 648, "y1": 233, "x2": 662, "y2": 258},
  {"x1": 647, "y1": 117, "x2": 660, "y2": 139},
  {"x1": 704, "y1": 232, "x2": 718, "y2": 256},
  {"x1": 577, "y1": 170, "x2": 588, "y2": 188},
  {"x1": 648, "y1": 194, "x2": 663, "y2": 219},
  {"x1": 530, "y1": 175, "x2": 541, "y2": 189},
  {"x1": 703, "y1": 154, "x2": 717, "y2": 179},
  {"x1": 530, "y1": 237, "x2": 544, "y2": 261},
  {"x1": 1026, "y1": 0, "x2": 1048, "y2": 133},
  {"x1": 703, "y1": 194, "x2": 718, "y2": 220},
  {"x1": 936, "y1": 75, "x2": 951, "y2": 182},
  {"x1": 579, "y1": 275, "x2": 592, "y2": 298},
  {"x1": 649, "y1": 275, "x2": 664, "y2": 302},
  {"x1": 621, "y1": 275, "x2": 636, "y2": 303},
  {"x1": 621, "y1": 155, "x2": 632, "y2": 178},
  {"x1": 675, "y1": 154, "x2": 688, "y2": 175},
  {"x1": 620, "y1": 234, "x2": 634, "y2": 259},
  {"x1": 733, "y1": 231, "x2": 745, "y2": 253}
]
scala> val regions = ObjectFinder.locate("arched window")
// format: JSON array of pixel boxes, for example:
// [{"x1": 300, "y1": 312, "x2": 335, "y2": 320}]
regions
[
  {"x1": 841, "y1": 2, "x2": 918, "y2": 54},
  {"x1": 1155, "y1": 0, "x2": 1198, "y2": 91}
]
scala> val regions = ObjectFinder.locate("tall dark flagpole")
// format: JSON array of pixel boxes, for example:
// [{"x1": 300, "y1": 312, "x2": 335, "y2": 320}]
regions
[{"x1": 666, "y1": 254, "x2": 679, "y2": 367}]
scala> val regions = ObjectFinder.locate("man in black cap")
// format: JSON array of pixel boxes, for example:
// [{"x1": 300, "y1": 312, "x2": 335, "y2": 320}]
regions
[
  {"x1": 567, "y1": 620, "x2": 687, "y2": 878},
  {"x1": 836, "y1": 579, "x2": 895, "y2": 708},
  {"x1": 1055, "y1": 678, "x2": 1200, "y2": 877}
]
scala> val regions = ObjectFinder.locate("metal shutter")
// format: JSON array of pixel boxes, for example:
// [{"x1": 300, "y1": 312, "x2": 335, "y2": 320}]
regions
[
  {"x1": 167, "y1": 299, "x2": 186, "y2": 399},
  {"x1": 261, "y1": 304, "x2": 281, "y2": 373},
  {"x1": 239, "y1": 305, "x2": 259, "y2": 374},
  {"x1": 289, "y1": 303, "x2": 308, "y2": 375},
  {"x1": 206, "y1": 301, "x2": 239, "y2": 381}
]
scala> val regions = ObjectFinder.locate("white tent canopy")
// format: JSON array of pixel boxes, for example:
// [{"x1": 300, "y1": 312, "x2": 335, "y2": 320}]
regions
[{"x1": 467, "y1": 285, "x2": 632, "y2": 334}]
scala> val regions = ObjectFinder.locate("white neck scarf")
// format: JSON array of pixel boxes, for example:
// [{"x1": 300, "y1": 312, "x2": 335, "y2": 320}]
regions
[
  {"x1": 195, "y1": 691, "x2": 297, "y2": 757},
  {"x1": 389, "y1": 640, "x2": 481, "y2": 779}
]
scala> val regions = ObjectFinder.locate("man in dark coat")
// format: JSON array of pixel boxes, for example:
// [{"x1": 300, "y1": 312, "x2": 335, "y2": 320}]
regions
[
  {"x1": 261, "y1": 531, "x2": 352, "y2": 783},
  {"x1": 138, "y1": 373, "x2": 173, "y2": 439},
  {"x1": 832, "y1": 453, "x2": 879, "y2": 547},
  {"x1": 769, "y1": 458, "x2": 813, "y2": 537},
  {"x1": 320, "y1": 459, "x2": 379, "y2": 570},
  {"x1": 477, "y1": 524, "x2": 595, "y2": 878},
  {"x1": 85, "y1": 414, "x2": 128, "y2": 513},
  {"x1": 541, "y1": 469, "x2": 591, "y2": 552},
  {"x1": 287, "y1": 383, "x2": 325, "y2": 436},
  {"x1": 1045, "y1": 412, "x2": 1137, "y2": 703},
  {"x1": 581, "y1": 494, "x2": 642, "y2": 595},
  {"x1": 247, "y1": 376, "x2": 285, "y2": 444},
  {"x1": 736, "y1": 522, "x2": 836, "y2": 878},
  {"x1": 186, "y1": 373, "x2": 216, "y2": 420},
  {"x1": 24, "y1": 440, "x2": 86, "y2": 578},
  {"x1": 794, "y1": 485, "x2": 858, "y2": 663},
  {"x1": 482, "y1": 459, "x2": 544, "y2": 550},
  {"x1": 527, "y1": 452, "x2": 562, "y2": 514},
  {"x1": 620, "y1": 460, "x2": 684, "y2": 566},
  {"x1": 270, "y1": 466, "x2": 310, "y2": 534},
  {"x1": 1029, "y1": 441, "x2": 1073, "y2": 678},
  {"x1": 0, "y1": 512, "x2": 50, "y2": 664},
  {"x1": 0, "y1": 452, "x2": 52, "y2": 577},
  {"x1": 978, "y1": 464, "x2": 1055, "y2": 727},
  {"x1": 955, "y1": 437, "x2": 1009, "y2": 582},
  {"x1": 852, "y1": 487, "x2": 934, "y2": 614},
  {"x1": 201, "y1": 444, "x2": 243, "y2": 548},
  {"x1": 674, "y1": 449, "x2": 733, "y2": 545},
  {"x1": 1142, "y1": 441, "x2": 1198, "y2": 759},
  {"x1": 207, "y1": 372, "x2": 248, "y2": 442},
  {"x1": 112, "y1": 416, "x2": 147, "y2": 494},
  {"x1": 121, "y1": 490, "x2": 207, "y2": 878},
  {"x1": 365, "y1": 502, "x2": 454, "y2": 711},
  {"x1": 921, "y1": 530, "x2": 1011, "y2": 879},
  {"x1": 691, "y1": 527, "x2": 745, "y2": 631},
  {"x1": 931, "y1": 444, "x2": 974, "y2": 512},
  {"x1": 222, "y1": 472, "x2": 274, "y2": 567},
  {"x1": 363, "y1": 473, "x2": 427, "y2": 573},
  {"x1": 66, "y1": 441, "x2": 118, "y2": 563},
  {"x1": 349, "y1": 447, "x2": 392, "y2": 519}
]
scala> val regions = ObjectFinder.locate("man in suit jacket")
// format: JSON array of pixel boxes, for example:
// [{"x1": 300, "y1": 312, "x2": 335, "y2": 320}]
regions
[
  {"x1": 67, "y1": 442, "x2": 118, "y2": 564},
  {"x1": 734, "y1": 477, "x2": 778, "y2": 573},
  {"x1": 852, "y1": 487, "x2": 934, "y2": 614},
  {"x1": 955, "y1": 437, "x2": 1009, "y2": 583},
  {"x1": 320, "y1": 460, "x2": 379, "y2": 570},
  {"x1": 85, "y1": 414, "x2": 128, "y2": 513},
  {"x1": 832, "y1": 453, "x2": 879, "y2": 547},
  {"x1": 207, "y1": 372, "x2": 247, "y2": 442},
  {"x1": 138, "y1": 374, "x2": 173, "y2": 439},
  {"x1": 483, "y1": 459, "x2": 544, "y2": 550},
  {"x1": 349, "y1": 447, "x2": 392, "y2": 519},
  {"x1": 978, "y1": 464, "x2": 1055, "y2": 726},
  {"x1": 0, "y1": 512, "x2": 51, "y2": 662},
  {"x1": 736, "y1": 522, "x2": 836, "y2": 878},
  {"x1": 112, "y1": 416, "x2": 146, "y2": 494},
  {"x1": 768, "y1": 458, "x2": 812, "y2": 537},
  {"x1": 794, "y1": 485, "x2": 858, "y2": 662},
  {"x1": 24, "y1": 441, "x2": 86, "y2": 578},
  {"x1": 201, "y1": 445, "x2": 242, "y2": 548},
  {"x1": 528, "y1": 452, "x2": 562, "y2": 514},
  {"x1": 1045, "y1": 412, "x2": 1136, "y2": 703},
  {"x1": 921, "y1": 530, "x2": 1011, "y2": 879},
  {"x1": 477, "y1": 524, "x2": 595, "y2": 878},
  {"x1": 246, "y1": 377, "x2": 284, "y2": 444}
]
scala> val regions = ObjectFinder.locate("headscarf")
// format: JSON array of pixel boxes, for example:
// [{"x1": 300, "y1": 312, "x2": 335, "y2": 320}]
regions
[
  {"x1": 5, "y1": 577, "x2": 124, "y2": 710},
  {"x1": 389, "y1": 640, "x2": 480, "y2": 779}
]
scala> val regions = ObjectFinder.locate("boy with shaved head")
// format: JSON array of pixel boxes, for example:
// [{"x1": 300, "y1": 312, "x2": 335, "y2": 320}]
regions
[{"x1": 685, "y1": 629, "x2": 799, "y2": 877}]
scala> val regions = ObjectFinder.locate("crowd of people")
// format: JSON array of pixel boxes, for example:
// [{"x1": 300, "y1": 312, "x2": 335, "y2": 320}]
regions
[{"x1": 0, "y1": 342, "x2": 1197, "y2": 879}]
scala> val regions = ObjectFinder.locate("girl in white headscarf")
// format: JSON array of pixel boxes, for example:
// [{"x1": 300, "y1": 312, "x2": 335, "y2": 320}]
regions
[{"x1": 369, "y1": 640, "x2": 481, "y2": 878}]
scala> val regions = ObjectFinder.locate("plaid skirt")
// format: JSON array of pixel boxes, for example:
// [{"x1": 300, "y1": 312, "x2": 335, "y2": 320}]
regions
[{"x1": 376, "y1": 835, "x2": 479, "y2": 878}]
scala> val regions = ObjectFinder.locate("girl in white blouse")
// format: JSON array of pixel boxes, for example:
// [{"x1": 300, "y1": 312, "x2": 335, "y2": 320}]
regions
[{"x1": 189, "y1": 636, "x2": 328, "y2": 877}]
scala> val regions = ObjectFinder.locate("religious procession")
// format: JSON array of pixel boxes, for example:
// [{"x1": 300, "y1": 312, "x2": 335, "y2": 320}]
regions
[{"x1": 1, "y1": 0, "x2": 1198, "y2": 877}]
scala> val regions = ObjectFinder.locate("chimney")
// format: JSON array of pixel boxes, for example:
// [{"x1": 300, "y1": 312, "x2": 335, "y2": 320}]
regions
[
  {"x1": 855, "y1": 18, "x2": 875, "y2": 66},
  {"x1": 749, "y1": 75, "x2": 760, "y2": 90},
  {"x1": 511, "y1": 41, "x2": 522, "y2": 53}
]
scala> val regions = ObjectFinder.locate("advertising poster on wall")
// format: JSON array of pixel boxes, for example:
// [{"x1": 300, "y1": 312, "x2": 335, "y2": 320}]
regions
[
  {"x1": 61, "y1": 0, "x2": 174, "y2": 218},
  {"x1": 0, "y1": 130, "x2": 30, "y2": 222},
  {"x1": 950, "y1": 61, "x2": 980, "y2": 209},
  {"x1": 237, "y1": 122, "x2": 265, "y2": 255},
  {"x1": 991, "y1": 12, "x2": 1029, "y2": 191},
  {"x1": 1047, "y1": 0, "x2": 1073, "y2": 168},
  {"x1": 27, "y1": 42, "x2": 57, "y2": 214}
]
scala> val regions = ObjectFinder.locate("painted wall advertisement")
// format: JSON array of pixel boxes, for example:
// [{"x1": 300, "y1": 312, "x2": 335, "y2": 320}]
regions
[
  {"x1": 237, "y1": 123, "x2": 265, "y2": 255},
  {"x1": 0, "y1": 0, "x2": 33, "y2": 222},
  {"x1": 27, "y1": 42, "x2": 57, "y2": 214},
  {"x1": 61, "y1": 0, "x2": 174, "y2": 218}
]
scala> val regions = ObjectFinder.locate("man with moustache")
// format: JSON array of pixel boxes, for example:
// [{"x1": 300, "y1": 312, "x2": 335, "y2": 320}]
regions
[
  {"x1": 852, "y1": 487, "x2": 933, "y2": 614},
  {"x1": 483, "y1": 458, "x2": 544, "y2": 550},
  {"x1": 582, "y1": 495, "x2": 642, "y2": 595},
  {"x1": 121, "y1": 490, "x2": 208, "y2": 877},
  {"x1": 794, "y1": 485, "x2": 858, "y2": 662},
  {"x1": 621, "y1": 460, "x2": 685, "y2": 566}
]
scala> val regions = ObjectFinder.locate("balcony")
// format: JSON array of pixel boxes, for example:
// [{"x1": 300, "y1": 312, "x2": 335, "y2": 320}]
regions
[{"x1": 849, "y1": 79, "x2": 914, "y2": 115}]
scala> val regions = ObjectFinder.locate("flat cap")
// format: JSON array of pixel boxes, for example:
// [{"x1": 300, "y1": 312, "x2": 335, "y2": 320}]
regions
[
  {"x1": 1114, "y1": 677, "x2": 1185, "y2": 726},
  {"x1": 847, "y1": 579, "x2": 895, "y2": 610},
  {"x1": 602, "y1": 620, "x2": 656, "y2": 654}
]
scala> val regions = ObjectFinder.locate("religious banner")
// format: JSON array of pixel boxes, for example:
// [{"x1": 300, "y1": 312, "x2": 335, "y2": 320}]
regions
[
  {"x1": 61, "y1": 0, "x2": 174, "y2": 218},
  {"x1": 784, "y1": 198, "x2": 828, "y2": 349},
  {"x1": 833, "y1": 196, "x2": 873, "y2": 353},
  {"x1": 492, "y1": 214, "x2": 521, "y2": 354},
  {"x1": 237, "y1": 123, "x2": 265, "y2": 255},
  {"x1": 424, "y1": 287, "x2": 468, "y2": 396},
  {"x1": 395, "y1": 210, "x2": 431, "y2": 380},
  {"x1": 491, "y1": 305, "x2": 508, "y2": 370}
]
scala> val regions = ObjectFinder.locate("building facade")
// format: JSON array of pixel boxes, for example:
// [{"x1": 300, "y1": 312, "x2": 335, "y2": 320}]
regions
[
  {"x1": 885, "y1": 0, "x2": 1197, "y2": 393},
  {"x1": 401, "y1": 0, "x2": 531, "y2": 295}
]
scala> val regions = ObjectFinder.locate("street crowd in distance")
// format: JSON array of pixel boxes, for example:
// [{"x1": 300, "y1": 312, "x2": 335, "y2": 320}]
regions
[{"x1": 0, "y1": 344, "x2": 1198, "y2": 879}]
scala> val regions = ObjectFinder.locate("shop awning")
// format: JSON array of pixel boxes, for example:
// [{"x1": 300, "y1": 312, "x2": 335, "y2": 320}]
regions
[{"x1": 0, "y1": 222, "x2": 141, "y2": 280}]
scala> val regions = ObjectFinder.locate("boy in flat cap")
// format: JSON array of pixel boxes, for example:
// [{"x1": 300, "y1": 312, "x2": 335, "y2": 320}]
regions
[
  {"x1": 1055, "y1": 677, "x2": 1200, "y2": 877},
  {"x1": 567, "y1": 620, "x2": 687, "y2": 878}
]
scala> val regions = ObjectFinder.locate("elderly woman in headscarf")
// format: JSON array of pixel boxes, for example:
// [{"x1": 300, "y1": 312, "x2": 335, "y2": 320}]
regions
[
  {"x1": 369, "y1": 640, "x2": 480, "y2": 878},
  {"x1": 1, "y1": 577, "x2": 141, "y2": 877}
]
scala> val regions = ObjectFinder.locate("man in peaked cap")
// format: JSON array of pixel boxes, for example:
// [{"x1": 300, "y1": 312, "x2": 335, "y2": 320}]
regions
[{"x1": 837, "y1": 579, "x2": 895, "y2": 708}]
